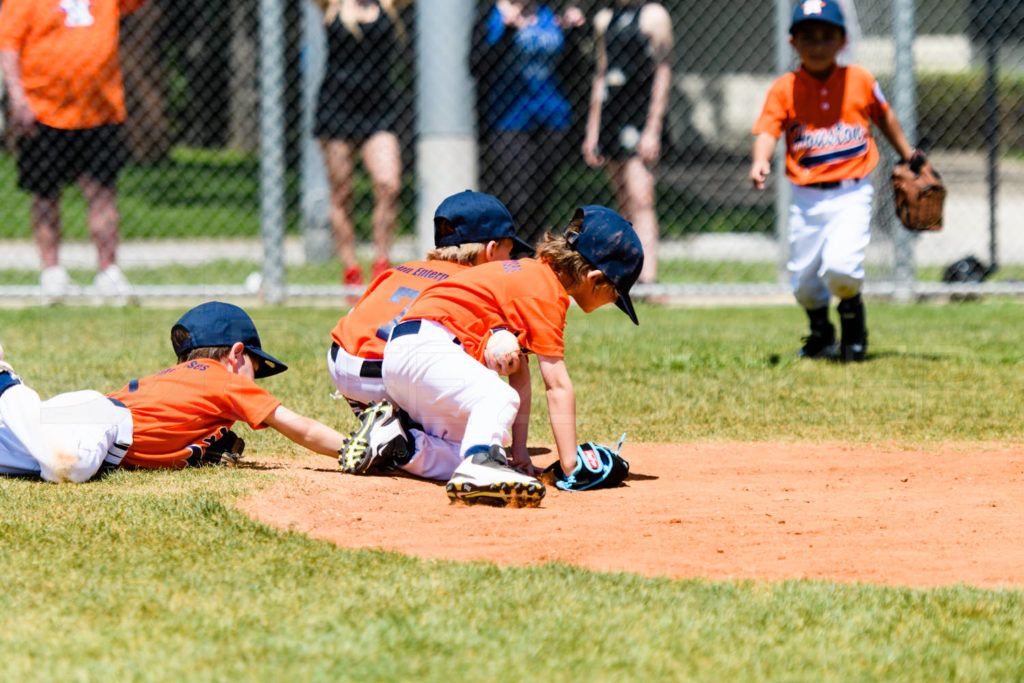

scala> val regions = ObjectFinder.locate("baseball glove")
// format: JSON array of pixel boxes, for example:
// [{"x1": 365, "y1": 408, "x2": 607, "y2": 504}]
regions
[
  {"x1": 892, "y1": 151, "x2": 946, "y2": 232},
  {"x1": 546, "y1": 434, "x2": 629, "y2": 492},
  {"x1": 200, "y1": 430, "x2": 245, "y2": 467}
]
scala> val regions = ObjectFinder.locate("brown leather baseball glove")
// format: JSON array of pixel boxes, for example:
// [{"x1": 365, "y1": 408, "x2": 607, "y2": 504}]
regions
[{"x1": 892, "y1": 151, "x2": 946, "y2": 231}]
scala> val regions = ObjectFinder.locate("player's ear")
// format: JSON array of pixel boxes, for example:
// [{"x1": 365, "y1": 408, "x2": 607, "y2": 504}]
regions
[{"x1": 227, "y1": 342, "x2": 246, "y2": 368}]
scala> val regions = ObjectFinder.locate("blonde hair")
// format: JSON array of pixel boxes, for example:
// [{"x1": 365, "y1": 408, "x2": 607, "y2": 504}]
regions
[
  {"x1": 536, "y1": 223, "x2": 614, "y2": 295},
  {"x1": 426, "y1": 243, "x2": 488, "y2": 266},
  {"x1": 321, "y1": 0, "x2": 406, "y2": 42}
]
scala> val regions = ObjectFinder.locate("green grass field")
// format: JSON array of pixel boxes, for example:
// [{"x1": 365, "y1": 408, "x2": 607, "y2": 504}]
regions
[{"x1": 1, "y1": 301, "x2": 1023, "y2": 680}]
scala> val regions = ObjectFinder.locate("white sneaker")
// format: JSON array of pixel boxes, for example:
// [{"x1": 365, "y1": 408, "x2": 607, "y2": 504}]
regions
[
  {"x1": 40, "y1": 265, "x2": 71, "y2": 301},
  {"x1": 446, "y1": 445, "x2": 545, "y2": 506},
  {"x1": 93, "y1": 265, "x2": 134, "y2": 303},
  {"x1": 338, "y1": 400, "x2": 409, "y2": 474}
]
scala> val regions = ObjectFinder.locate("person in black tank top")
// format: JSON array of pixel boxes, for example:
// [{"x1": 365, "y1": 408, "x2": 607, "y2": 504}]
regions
[
  {"x1": 314, "y1": 0, "x2": 409, "y2": 286},
  {"x1": 582, "y1": 0, "x2": 672, "y2": 284}
]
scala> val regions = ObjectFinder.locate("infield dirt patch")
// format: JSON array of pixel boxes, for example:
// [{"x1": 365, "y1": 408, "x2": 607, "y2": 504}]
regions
[{"x1": 237, "y1": 442, "x2": 1024, "y2": 589}]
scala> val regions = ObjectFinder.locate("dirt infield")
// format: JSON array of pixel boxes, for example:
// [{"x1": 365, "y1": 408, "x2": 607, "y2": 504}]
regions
[{"x1": 237, "y1": 442, "x2": 1024, "y2": 589}]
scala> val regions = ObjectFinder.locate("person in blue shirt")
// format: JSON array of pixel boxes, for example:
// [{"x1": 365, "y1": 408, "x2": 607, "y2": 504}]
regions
[{"x1": 471, "y1": 1, "x2": 586, "y2": 243}]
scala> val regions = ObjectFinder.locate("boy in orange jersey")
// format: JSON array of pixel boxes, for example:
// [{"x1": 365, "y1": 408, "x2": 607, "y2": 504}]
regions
[
  {"x1": 330, "y1": 191, "x2": 532, "y2": 476},
  {"x1": 342, "y1": 205, "x2": 643, "y2": 506},
  {"x1": 750, "y1": 0, "x2": 915, "y2": 362},
  {"x1": 108, "y1": 301, "x2": 351, "y2": 469}
]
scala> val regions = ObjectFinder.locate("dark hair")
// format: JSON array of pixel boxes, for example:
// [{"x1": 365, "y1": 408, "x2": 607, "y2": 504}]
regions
[{"x1": 171, "y1": 325, "x2": 231, "y2": 364}]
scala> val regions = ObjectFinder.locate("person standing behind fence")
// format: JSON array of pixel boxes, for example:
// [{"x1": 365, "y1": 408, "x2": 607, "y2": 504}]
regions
[
  {"x1": 314, "y1": 0, "x2": 409, "y2": 287},
  {"x1": 581, "y1": 0, "x2": 671, "y2": 285},
  {"x1": 0, "y1": 0, "x2": 144, "y2": 301},
  {"x1": 471, "y1": 1, "x2": 586, "y2": 242}
]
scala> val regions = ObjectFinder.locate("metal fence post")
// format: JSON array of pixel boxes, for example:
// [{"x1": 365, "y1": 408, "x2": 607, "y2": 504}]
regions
[
  {"x1": 774, "y1": 0, "x2": 793, "y2": 287},
  {"x1": 891, "y1": 0, "x2": 917, "y2": 300},
  {"x1": 259, "y1": 0, "x2": 287, "y2": 303},
  {"x1": 414, "y1": 0, "x2": 478, "y2": 258},
  {"x1": 300, "y1": 1, "x2": 334, "y2": 265}
]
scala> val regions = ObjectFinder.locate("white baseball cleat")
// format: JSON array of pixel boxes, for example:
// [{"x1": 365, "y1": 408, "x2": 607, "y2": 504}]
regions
[{"x1": 446, "y1": 445, "x2": 545, "y2": 507}]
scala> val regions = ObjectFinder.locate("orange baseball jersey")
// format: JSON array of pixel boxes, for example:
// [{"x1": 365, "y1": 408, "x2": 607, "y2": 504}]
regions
[
  {"x1": 108, "y1": 358, "x2": 281, "y2": 469},
  {"x1": 0, "y1": 0, "x2": 145, "y2": 129},
  {"x1": 752, "y1": 64, "x2": 889, "y2": 185},
  {"x1": 402, "y1": 258, "x2": 569, "y2": 361},
  {"x1": 331, "y1": 259, "x2": 468, "y2": 359}
]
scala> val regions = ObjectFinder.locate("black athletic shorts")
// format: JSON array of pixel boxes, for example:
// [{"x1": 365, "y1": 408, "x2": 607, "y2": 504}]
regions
[{"x1": 16, "y1": 124, "x2": 127, "y2": 198}]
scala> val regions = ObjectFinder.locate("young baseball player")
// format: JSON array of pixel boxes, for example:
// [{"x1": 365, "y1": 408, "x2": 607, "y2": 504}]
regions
[
  {"x1": 108, "y1": 301, "x2": 351, "y2": 468},
  {"x1": 0, "y1": 350, "x2": 132, "y2": 483},
  {"x1": 750, "y1": 0, "x2": 915, "y2": 362},
  {"x1": 330, "y1": 190, "x2": 533, "y2": 474},
  {"x1": 342, "y1": 205, "x2": 643, "y2": 506}
]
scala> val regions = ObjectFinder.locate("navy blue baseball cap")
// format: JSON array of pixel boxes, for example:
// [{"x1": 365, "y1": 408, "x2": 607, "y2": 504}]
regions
[
  {"x1": 434, "y1": 190, "x2": 534, "y2": 256},
  {"x1": 172, "y1": 301, "x2": 287, "y2": 378},
  {"x1": 790, "y1": 0, "x2": 845, "y2": 35},
  {"x1": 565, "y1": 205, "x2": 644, "y2": 325}
]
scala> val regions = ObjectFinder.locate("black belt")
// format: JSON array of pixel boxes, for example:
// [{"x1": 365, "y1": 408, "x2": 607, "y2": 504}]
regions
[
  {"x1": 806, "y1": 181, "x2": 841, "y2": 190},
  {"x1": 390, "y1": 319, "x2": 461, "y2": 346},
  {"x1": 330, "y1": 342, "x2": 383, "y2": 378}
]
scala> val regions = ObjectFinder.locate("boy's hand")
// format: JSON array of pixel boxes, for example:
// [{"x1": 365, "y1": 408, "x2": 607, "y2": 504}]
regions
[{"x1": 750, "y1": 160, "x2": 771, "y2": 190}]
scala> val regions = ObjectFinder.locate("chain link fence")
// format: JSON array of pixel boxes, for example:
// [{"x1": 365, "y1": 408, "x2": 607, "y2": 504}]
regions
[{"x1": 0, "y1": 0, "x2": 1022, "y2": 302}]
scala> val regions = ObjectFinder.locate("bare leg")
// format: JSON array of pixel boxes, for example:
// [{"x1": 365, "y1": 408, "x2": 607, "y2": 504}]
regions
[
  {"x1": 361, "y1": 131, "x2": 401, "y2": 266},
  {"x1": 31, "y1": 196, "x2": 62, "y2": 269},
  {"x1": 610, "y1": 157, "x2": 659, "y2": 283},
  {"x1": 79, "y1": 177, "x2": 119, "y2": 271},
  {"x1": 320, "y1": 138, "x2": 360, "y2": 272}
]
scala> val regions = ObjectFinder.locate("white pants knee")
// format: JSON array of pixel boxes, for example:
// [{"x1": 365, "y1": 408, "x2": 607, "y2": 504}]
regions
[
  {"x1": 0, "y1": 387, "x2": 133, "y2": 483},
  {"x1": 788, "y1": 178, "x2": 873, "y2": 310},
  {"x1": 382, "y1": 320, "x2": 519, "y2": 481}
]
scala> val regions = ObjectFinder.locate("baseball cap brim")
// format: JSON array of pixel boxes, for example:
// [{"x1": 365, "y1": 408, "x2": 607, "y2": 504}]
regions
[
  {"x1": 615, "y1": 293, "x2": 639, "y2": 326},
  {"x1": 246, "y1": 346, "x2": 287, "y2": 378}
]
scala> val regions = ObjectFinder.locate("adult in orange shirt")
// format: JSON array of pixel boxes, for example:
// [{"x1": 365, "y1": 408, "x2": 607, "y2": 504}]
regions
[
  {"x1": 0, "y1": 0, "x2": 145, "y2": 301},
  {"x1": 108, "y1": 301, "x2": 352, "y2": 469},
  {"x1": 342, "y1": 205, "x2": 644, "y2": 506},
  {"x1": 750, "y1": 0, "x2": 914, "y2": 362}
]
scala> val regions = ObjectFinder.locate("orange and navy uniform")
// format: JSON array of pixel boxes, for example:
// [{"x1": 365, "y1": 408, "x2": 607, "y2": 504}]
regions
[
  {"x1": 332, "y1": 259, "x2": 468, "y2": 360},
  {"x1": 402, "y1": 258, "x2": 569, "y2": 362},
  {"x1": 107, "y1": 358, "x2": 280, "y2": 469},
  {"x1": 752, "y1": 64, "x2": 889, "y2": 186},
  {"x1": 0, "y1": 0, "x2": 145, "y2": 129}
]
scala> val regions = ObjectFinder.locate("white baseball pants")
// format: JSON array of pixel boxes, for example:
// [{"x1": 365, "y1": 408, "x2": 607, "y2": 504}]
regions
[
  {"x1": 788, "y1": 178, "x2": 873, "y2": 310},
  {"x1": 326, "y1": 343, "x2": 387, "y2": 409},
  {"x1": 382, "y1": 320, "x2": 519, "y2": 481},
  {"x1": 0, "y1": 385, "x2": 133, "y2": 483}
]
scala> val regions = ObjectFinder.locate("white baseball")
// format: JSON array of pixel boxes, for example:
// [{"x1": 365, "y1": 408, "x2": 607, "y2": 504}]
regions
[
  {"x1": 487, "y1": 329, "x2": 519, "y2": 357},
  {"x1": 485, "y1": 329, "x2": 521, "y2": 375}
]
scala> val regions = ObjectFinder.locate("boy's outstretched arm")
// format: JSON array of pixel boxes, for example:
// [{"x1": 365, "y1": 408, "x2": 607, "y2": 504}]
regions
[
  {"x1": 750, "y1": 132, "x2": 777, "y2": 190},
  {"x1": 264, "y1": 405, "x2": 347, "y2": 457},
  {"x1": 875, "y1": 108, "x2": 915, "y2": 162},
  {"x1": 537, "y1": 354, "x2": 578, "y2": 474}
]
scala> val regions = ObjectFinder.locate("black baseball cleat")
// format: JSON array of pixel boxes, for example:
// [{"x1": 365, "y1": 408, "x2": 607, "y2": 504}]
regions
[
  {"x1": 797, "y1": 329, "x2": 839, "y2": 359},
  {"x1": 840, "y1": 338, "x2": 868, "y2": 363}
]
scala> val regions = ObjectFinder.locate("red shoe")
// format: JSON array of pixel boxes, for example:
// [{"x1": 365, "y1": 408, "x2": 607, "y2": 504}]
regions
[
  {"x1": 371, "y1": 257, "x2": 391, "y2": 280},
  {"x1": 343, "y1": 264, "x2": 364, "y2": 286}
]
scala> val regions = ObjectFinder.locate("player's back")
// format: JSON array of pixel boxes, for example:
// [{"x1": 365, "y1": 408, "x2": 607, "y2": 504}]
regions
[{"x1": 331, "y1": 259, "x2": 468, "y2": 359}]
